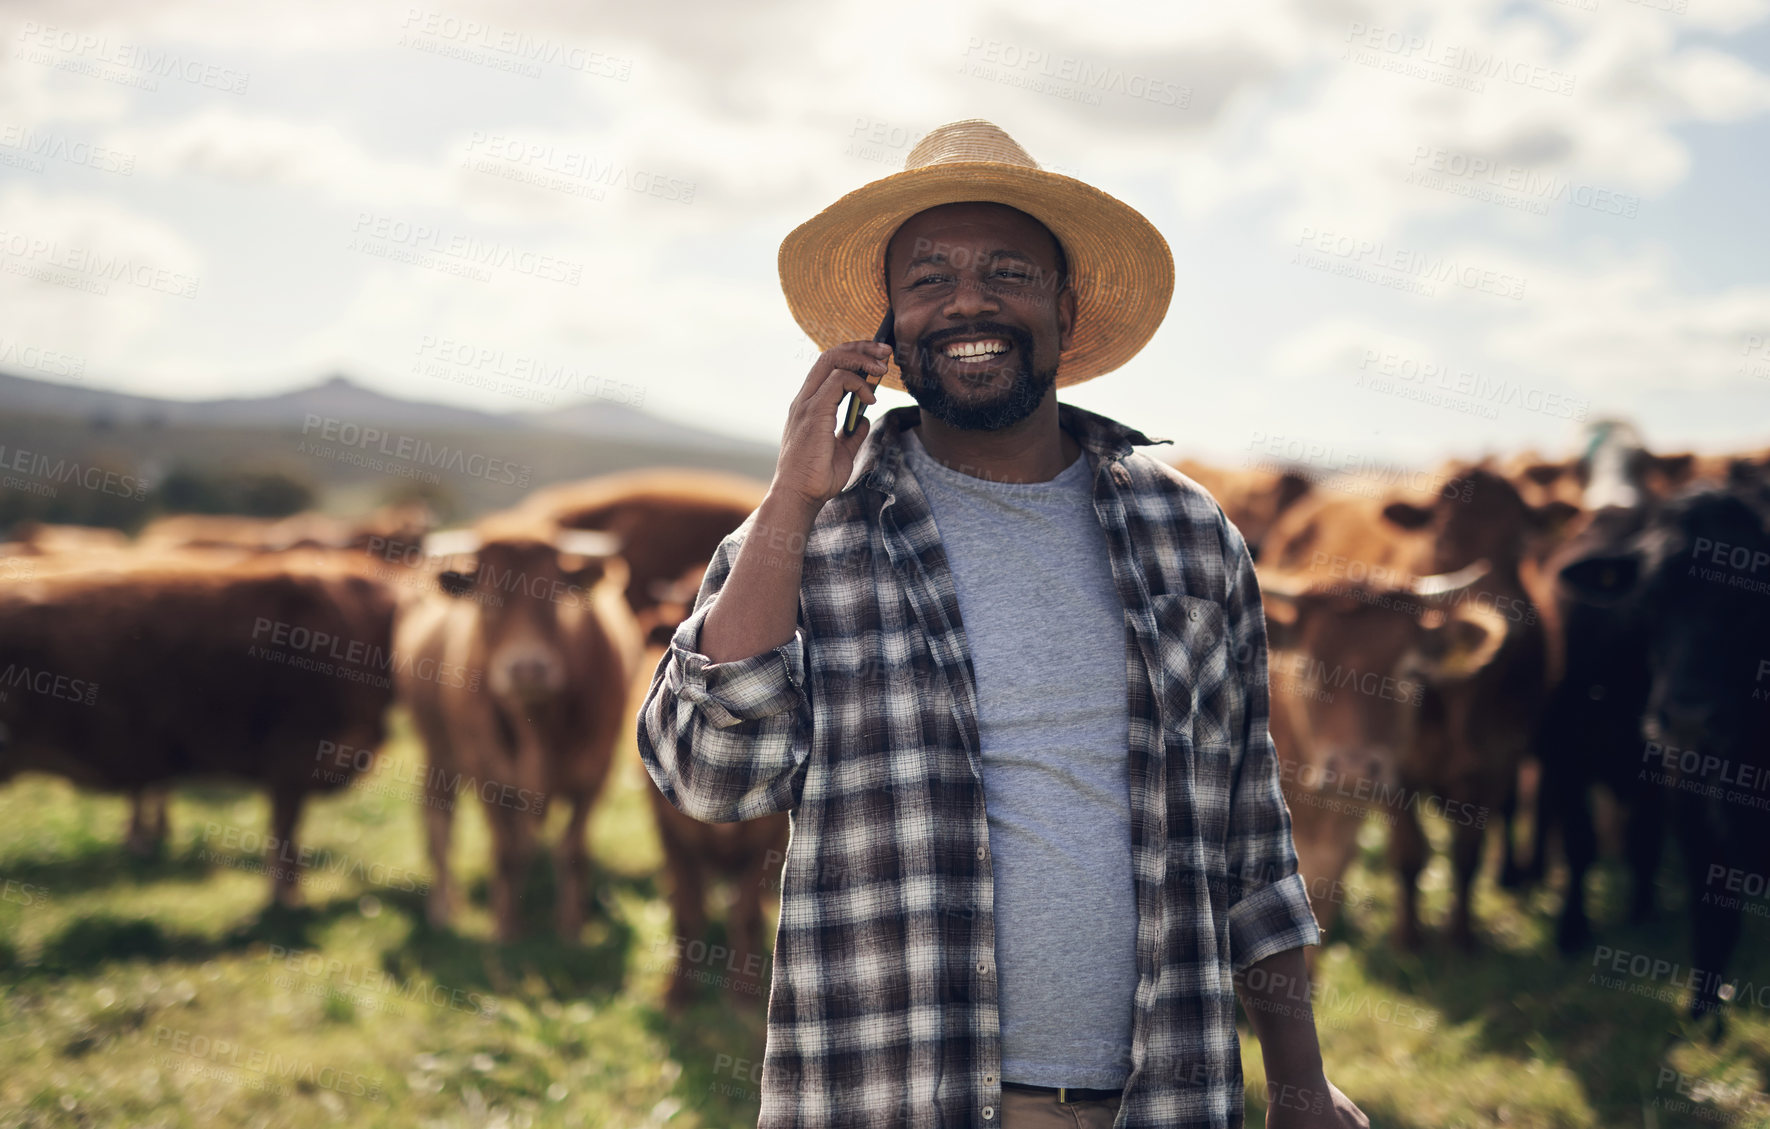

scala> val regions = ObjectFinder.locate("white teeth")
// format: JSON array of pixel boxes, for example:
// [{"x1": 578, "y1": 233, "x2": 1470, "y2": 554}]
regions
[{"x1": 943, "y1": 339, "x2": 1009, "y2": 359}]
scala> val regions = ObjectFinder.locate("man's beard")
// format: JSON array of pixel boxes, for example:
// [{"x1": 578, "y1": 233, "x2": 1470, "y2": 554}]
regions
[{"x1": 900, "y1": 322, "x2": 1056, "y2": 431}]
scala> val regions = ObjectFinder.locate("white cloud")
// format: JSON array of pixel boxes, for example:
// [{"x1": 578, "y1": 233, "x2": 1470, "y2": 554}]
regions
[
  {"x1": 0, "y1": 0, "x2": 1764, "y2": 460},
  {"x1": 0, "y1": 184, "x2": 209, "y2": 379}
]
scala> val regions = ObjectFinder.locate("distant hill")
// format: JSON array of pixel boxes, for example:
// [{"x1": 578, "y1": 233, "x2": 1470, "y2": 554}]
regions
[
  {"x1": 0, "y1": 370, "x2": 770, "y2": 451},
  {"x1": 0, "y1": 370, "x2": 778, "y2": 525}
]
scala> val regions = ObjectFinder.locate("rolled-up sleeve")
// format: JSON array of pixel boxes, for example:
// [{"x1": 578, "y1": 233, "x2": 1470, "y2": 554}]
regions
[
  {"x1": 1218, "y1": 519, "x2": 1322, "y2": 973},
  {"x1": 636, "y1": 526, "x2": 814, "y2": 823}
]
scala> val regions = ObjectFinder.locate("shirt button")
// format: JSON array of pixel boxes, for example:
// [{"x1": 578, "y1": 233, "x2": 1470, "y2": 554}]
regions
[
  {"x1": 976, "y1": 846, "x2": 987, "y2": 860},
  {"x1": 1189, "y1": 608, "x2": 1200, "y2": 621},
  {"x1": 977, "y1": 961, "x2": 990, "y2": 974},
  {"x1": 982, "y1": 1106, "x2": 996, "y2": 1120},
  {"x1": 985, "y1": 1074, "x2": 997, "y2": 1086}
]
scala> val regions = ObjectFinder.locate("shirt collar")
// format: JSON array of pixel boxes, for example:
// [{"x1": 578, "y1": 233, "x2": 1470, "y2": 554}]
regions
[{"x1": 845, "y1": 402, "x2": 1171, "y2": 502}]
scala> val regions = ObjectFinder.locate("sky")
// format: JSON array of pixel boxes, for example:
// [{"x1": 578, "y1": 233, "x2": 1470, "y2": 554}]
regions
[{"x1": 1, "y1": 0, "x2": 1767, "y2": 468}]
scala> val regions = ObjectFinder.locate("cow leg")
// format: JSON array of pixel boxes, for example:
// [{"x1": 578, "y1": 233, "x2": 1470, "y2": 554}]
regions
[
  {"x1": 1496, "y1": 769, "x2": 1525, "y2": 889},
  {"x1": 728, "y1": 844, "x2": 776, "y2": 1001},
  {"x1": 126, "y1": 786, "x2": 170, "y2": 857},
  {"x1": 553, "y1": 793, "x2": 592, "y2": 940},
  {"x1": 1677, "y1": 802, "x2": 1740, "y2": 1030},
  {"x1": 147, "y1": 787, "x2": 170, "y2": 848},
  {"x1": 269, "y1": 784, "x2": 304, "y2": 908},
  {"x1": 1286, "y1": 799, "x2": 1363, "y2": 939},
  {"x1": 1553, "y1": 778, "x2": 1598, "y2": 953},
  {"x1": 1388, "y1": 806, "x2": 1428, "y2": 950},
  {"x1": 1448, "y1": 802, "x2": 1486, "y2": 950},
  {"x1": 488, "y1": 803, "x2": 538, "y2": 944},
  {"x1": 423, "y1": 772, "x2": 458, "y2": 929},
  {"x1": 125, "y1": 793, "x2": 146, "y2": 855},
  {"x1": 1623, "y1": 788, "x2": 1663, "y2": 925},
  {"x1": 1515, "y1": 704, "x2": 1569, "y2": 890},
  {"x1": 661, "y1": 826, "x2": 708, "y2": 1012}
]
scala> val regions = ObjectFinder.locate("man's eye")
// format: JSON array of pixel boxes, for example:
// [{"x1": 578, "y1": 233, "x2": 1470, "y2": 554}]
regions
[
  {"x1": 909, "y1": 274, "x2": 949, "y2": 288},
  {"x1": 994, "y1": 268, "x2": 1031, "y2": 281}
]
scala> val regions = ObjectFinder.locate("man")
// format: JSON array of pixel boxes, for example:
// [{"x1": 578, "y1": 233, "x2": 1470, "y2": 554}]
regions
[{"x1": 638, "y1": 119, "x2": 1367, "y2": 1129}]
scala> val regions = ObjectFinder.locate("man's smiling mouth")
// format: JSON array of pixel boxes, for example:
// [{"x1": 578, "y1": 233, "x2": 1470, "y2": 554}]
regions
[{"x1": 942, "y1": 338, "x2": 1011, "y2": 363}]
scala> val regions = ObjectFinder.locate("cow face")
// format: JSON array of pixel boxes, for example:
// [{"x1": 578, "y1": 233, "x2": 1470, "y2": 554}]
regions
[
  {"x1": 635, "y1": 562, "x2": 708, "y2": 650},
  {"x1": 426, "y1": 527, "x2": 624, "y2": 705},
  {"x1": 1264, "y1": 581, "x2": 1505, "y2": 798},
  {"x1": 1564, "y1": 487, "x2": 1770, "y2": 755},
  {"x1": 1383, "y1": 469, "x2": 1578, "y2": 574}
]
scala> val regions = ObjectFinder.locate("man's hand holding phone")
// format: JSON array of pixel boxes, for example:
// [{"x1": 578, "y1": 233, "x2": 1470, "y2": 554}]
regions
[
  {"x1": 696, "y1": 334, "x2": 890, "y2": 666},
  {"x1": 772, "y1": 338, "x2": 891, "y2": 518}
]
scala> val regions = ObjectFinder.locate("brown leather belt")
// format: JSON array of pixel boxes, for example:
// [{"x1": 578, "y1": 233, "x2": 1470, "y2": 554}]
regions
[{"x1": 1001, "y1": 1081, "x2": 1122, "y2": 1103}]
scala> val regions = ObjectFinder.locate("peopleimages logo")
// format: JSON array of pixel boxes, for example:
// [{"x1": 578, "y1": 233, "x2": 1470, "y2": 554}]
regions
[
  {"x1": 298, "y1": 415, "x2": 532, "y2": 488},
  {"x1": 1294, "y1": 226, "x2": 1528, "y2": 301},
  {"x1": 347, "y1": 213, "x2": 583, "y2": 286},
  {"x1": 0, "y1": 229, "x2": 200, "y2": 299},
  {"x1": 959, "y1": 38, "x2": 1190, "y2": 108},
  {"x1": 0, "y1": 443, "x2": 150, "y2": 500},
  {"x1": 13, "y1": 22, "x2": 250, "y2": 94}
]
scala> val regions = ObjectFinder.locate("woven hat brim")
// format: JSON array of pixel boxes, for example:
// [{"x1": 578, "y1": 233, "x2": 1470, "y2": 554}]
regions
[{"x1": 778, "y1": 163, "x2": 1174, "y2": 393}]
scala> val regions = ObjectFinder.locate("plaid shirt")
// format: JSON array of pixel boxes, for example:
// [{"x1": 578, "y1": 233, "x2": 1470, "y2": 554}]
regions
[{"x1": 637, "y1": 402, "x2": 1321, "y2": 1129}]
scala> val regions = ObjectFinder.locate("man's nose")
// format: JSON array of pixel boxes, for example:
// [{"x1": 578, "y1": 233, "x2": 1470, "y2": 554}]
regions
[{"x1": 942, "y1": 274, "x2": 998, "y2": 319}]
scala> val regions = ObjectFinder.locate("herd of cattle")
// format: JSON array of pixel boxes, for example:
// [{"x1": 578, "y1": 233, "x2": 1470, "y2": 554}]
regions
[
  {"x1": 1193, "y1": 418, "x2": 1770, "y2": 1022},
  {"x1": 0, "y1": 470, "x2": 782, "y2": 1010},
  {"x1": 0, "y1": 421, "x2": 1766, "y2": 1023}
]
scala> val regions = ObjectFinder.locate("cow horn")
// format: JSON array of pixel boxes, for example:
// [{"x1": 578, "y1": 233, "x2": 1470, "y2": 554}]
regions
[
  {"x1": 1254, "y1": 570, "x2": 1314, "y2": 600},
  {"x1": 422, "y1": 529, "x2": 483, "y2": 558},
  {"x1": 646, "y1": 576, "x2": 698, "y2": 603},
  {"x1": 1407, "y1": 559, "x2": 1491, "y2": 598},
  {"x1": 554, "y1": 529, "x2": 622, "y2": 558},
  {"x1": 1419, "y1": 603, "x2": 1509, "y2": 681}
]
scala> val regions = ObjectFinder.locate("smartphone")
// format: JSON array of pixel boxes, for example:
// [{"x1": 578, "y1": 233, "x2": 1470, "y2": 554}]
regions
[{"x1": 841, "y1": 310, "x2": 896, "y2": 437}]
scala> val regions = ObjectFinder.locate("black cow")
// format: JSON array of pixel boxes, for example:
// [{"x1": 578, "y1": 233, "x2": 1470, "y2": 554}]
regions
[{"x1": 1560, "y1": 476, "x2": 1770, "y2": 1023}]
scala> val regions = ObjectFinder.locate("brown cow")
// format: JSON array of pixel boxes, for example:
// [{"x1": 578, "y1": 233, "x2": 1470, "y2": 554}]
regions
[
  {"x1": 1261, "y1": 567, "x2": 1507, "y2": 944},
  {"x1": 1262, "y1": 469, "x2": 1575, "y2": 947},
  {"x1": 0, "y1": 551, "x2": 400, "y2": 904},
  {"x1": 138, "y1": 501, "x2": 434, "y2": 554},
  {"x1": 1171, "y1": 460, "x2": 1312, "y2": 560},
  {"x1": 630, "y1": 560, "x2": 790, "y2": 1009},
  {"x1": 647, "y1": 739, "x2": 788, "y2": 1010},
  {"x1": 519, "y1": 471, "x2": 791, "y2": 999},
  {"x1": 395, "y1": 513, "x2": 642, "y2": 942},
  {"x1": 517, "y1": 469, "x2": 767, "y2": 623},
  {"x1": 0, "y1": 521, "x2": 131, "y2": 557}
]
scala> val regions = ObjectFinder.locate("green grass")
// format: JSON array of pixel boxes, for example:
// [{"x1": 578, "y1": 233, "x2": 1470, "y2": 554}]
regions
[{"x1": 3, "y1": 721, "x2": 1768, "y2": 1128}]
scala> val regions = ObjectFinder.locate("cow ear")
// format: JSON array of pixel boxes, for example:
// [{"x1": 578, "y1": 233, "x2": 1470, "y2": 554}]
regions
[
  {"x1": 1417, "y1": 607, "x2": 1505, "y2": 680},
  {"x1": 1523, "y1": 462, "x2": 1567, "y2": 487},
  {"x1": 1558, "y1": 553, "x2": 1640, "y2": 606},
  {"x1": 1529, "y1": 500, "x2": 1581, "y2": 536},
  {"x1": 1262, "y1": 593, "x2": 1301, "y2": 652},
  {"x1": 1645, "y1": 452, "x2": 1695, "y2": 483},
  {"x1": 438, "y1": 568, "x2": 477, "y2": 598},
  {"x1": 560, "y1": 555, "x2": 608, "y2": 587},
  {"x1": 1274, "y1": 471, "x2": 1312, "y2": 512},
  {"x1": 640, "y1": 609, "x2": 678, "y2": 648},
  {"x1": 562, "y1": 552, "x2": 627, "y2": 594},
  {"x1": 1382, "y1": 501, "x2": 1434, "y2": 530}
]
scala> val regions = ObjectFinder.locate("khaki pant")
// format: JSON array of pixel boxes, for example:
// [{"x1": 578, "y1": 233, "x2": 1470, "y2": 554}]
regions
[{"x1": 1000, "y1": 1084, "x2": 1123, "y2": 1128}]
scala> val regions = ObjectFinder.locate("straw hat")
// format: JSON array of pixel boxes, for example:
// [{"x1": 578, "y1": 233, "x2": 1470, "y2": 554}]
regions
[{"x1": 778, "y1": 119, "x2": 1174, "y2": 392}]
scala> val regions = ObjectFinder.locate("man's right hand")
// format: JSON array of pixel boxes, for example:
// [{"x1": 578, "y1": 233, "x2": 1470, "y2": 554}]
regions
[
  {"x1": 695, "y1": 340, "x2": 891, "y2": 666},
  {"x1": 771, "y1": 340, "x2": 893, "y2": 514}
]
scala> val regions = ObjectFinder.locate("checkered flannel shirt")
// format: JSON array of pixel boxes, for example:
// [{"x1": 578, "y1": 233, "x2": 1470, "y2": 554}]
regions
[{"x1": 637, "y1": 401, "x2": 1321, "y2": 1129}]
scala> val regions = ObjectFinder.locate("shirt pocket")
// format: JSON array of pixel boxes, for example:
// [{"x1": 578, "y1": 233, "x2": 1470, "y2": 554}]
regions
[{"x1": 1148, "y1": 592, "x2": 1236, "y2": 753}]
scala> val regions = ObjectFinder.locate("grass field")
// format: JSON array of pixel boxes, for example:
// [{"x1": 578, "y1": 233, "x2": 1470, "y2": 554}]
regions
[{"x1": 3, "y1": 705, "x2": 1769, "y2": 1129}]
